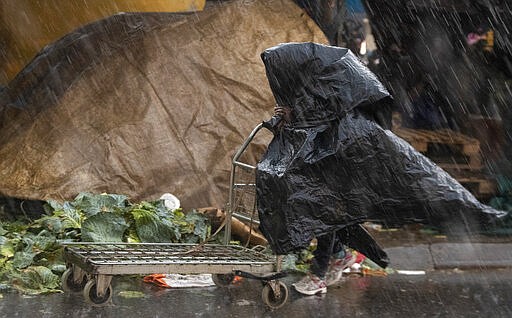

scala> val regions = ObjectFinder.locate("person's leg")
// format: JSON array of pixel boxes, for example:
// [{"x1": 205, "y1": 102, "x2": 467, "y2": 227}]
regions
[
  {"x1": 324, "y1": 231, "x2": 355, "y2": 286},
  {"x1": 310, "y1": 233, "x2": 336, "y2": 278},
  {"x1": 293, "y1": 233, "x2": 335, "y2": 295}
]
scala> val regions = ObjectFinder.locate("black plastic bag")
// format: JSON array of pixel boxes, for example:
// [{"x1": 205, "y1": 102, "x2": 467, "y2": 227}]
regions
[{"x1": 256, "y1": 43, "x2": 507, "y2": 265}]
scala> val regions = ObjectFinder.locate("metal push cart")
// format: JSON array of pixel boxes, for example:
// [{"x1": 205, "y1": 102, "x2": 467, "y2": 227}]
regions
[{"x1": 61, "y1": 123, "x2": 289, "y2": 308}]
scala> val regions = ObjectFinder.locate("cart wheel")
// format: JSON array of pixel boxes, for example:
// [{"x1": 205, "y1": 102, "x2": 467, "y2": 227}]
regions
[
  {"x1": 262, "y1": 281, "x2": 288, "y2": 309},
  {"x1": 212, "y1": 273, "x2": 235, "y2": 287},
  {"x1": 83, "y1": 279, "x2": 112, "y2": 306},
  {"x1": 61, "y1": 268, "x2": 86, "y2": 292}
]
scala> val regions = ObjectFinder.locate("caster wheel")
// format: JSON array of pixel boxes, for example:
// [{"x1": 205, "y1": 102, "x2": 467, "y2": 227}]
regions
[
  {"x1": 212, "y1": 273, "x2": 235, "y2": 287},
  {"x1": 262, "y1": 281, "x2": 288, "y2": 309},
  {"x1": 61, "y1": 268, "x2": 86, "y2": 292},
  {"x1": 83, "y1": 279, "x2": 112, "y2": 306}
]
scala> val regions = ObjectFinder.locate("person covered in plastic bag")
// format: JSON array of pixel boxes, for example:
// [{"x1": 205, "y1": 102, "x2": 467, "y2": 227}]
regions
[{"x1": 256, "y1": 42, "x2": 508, "y2": 296}]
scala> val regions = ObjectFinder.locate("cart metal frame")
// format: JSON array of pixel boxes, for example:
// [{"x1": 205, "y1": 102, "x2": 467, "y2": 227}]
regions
[
  {"x1": 225, "y1": 123, "x2": 265, "y2": 239},
  {"x1": 61, "y1": 123, "x2": 289, "y2": 308}
]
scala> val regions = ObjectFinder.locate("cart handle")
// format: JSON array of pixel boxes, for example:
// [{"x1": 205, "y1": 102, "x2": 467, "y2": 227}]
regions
[
  {"x1": 232, "y1": 123, "x2": 265, "y2": 165},
  {"x1": 225, "y1": 123, "x2": 266, "y2": 244}
]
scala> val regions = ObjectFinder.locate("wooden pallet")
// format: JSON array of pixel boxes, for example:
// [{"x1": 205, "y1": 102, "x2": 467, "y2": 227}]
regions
[
  {"x1": 448, "y1": 170, "x2": 497, "y2": 199},
  {"x1": 392, "y1": 127, "x2": 496, "y2": 198},
  {"x1": 390, "y1": 113, "x2": 497, "y2": 198},
  {"x1": 457, "y1": 177, "x2": 496, "y2": 198},
  {"x1": 393, "y1": 127, "x2": 482, "y2": 170}
]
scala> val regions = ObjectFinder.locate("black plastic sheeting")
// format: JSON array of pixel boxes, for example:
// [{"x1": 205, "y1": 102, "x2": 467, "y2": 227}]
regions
[{"x1": 255, "y1": 42, "x2": 508, "y2": 266}]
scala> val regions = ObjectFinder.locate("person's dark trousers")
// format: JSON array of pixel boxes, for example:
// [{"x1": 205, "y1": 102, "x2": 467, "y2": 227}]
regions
[{"x1": 310, "y1": 232, "x2": 345, "y2": 278}]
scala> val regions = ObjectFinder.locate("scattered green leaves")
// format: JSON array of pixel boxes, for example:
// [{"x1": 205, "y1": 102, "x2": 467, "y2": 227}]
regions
[
  {"x1": 117, "y1": 290, "x2": 146, "y2": 298},
  {"x1": 9, "y1": 266, "x2": 61, "y2": 295},
  {"x1": 0, "y1": 192, "x2": 212, "y2": 295}
]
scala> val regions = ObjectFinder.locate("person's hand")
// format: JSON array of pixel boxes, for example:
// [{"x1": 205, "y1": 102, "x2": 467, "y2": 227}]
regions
[
  {"x1": 271, "y1": 106, "x2": 292, "y2": 131},
  {"x1": 274, "y1": 106, "x2": 286, "y2": 117},
  {"x1": 262, "y1": 105, "x2": 292, "y2": 133},
  {"x1": 274, "y1": 106, "x2": 292, "y2": 122}
]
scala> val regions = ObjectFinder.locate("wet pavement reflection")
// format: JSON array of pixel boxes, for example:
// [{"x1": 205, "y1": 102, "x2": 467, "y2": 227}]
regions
[{"x1": 1, "y1": 269, "x2": 512, "y2": 317}]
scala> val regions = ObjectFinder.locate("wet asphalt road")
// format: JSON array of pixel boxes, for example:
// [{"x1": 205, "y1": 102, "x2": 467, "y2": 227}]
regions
[{"x1": 1, "y1": 269, "x2": 512, "y2": 318}]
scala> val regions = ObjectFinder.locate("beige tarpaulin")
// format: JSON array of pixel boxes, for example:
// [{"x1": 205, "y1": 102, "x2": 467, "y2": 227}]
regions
[
  {"x1": 0, "y1": 0, "x2": 206, "y2": 84},
  {"x1": 0, "y1": 0, "x2": 327, "y2": 209}
]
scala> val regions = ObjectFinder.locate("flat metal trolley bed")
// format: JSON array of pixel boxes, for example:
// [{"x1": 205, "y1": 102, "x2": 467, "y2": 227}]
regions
[{"x1": 61, "y1": 123, "x2": 289, "y2": 308}]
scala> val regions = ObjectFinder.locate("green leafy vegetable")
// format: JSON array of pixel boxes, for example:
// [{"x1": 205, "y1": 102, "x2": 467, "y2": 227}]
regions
[
  {"x1": 72, "y1": 192, "x2": 127, "y2": 217},
  {"x1": 12, "y1": 251, "x2": 36, "y2": 269},
  {"x1": 131, "y1": 203, "x2": 179, "y2": 242},
  {"x1": 9, "y1": 266, "x2": 61, "y2": 294},
  {"x1": 81, "y1": 212, "x2": 129, "y2": 242},
  {"x1": 0, "y1": 236, "x2": 14, "y2": 258}
]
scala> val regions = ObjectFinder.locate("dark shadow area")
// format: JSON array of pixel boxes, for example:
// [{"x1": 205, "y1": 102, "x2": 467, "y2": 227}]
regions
[{"x1": 0, "y1": 195, "x2": 46, "y2": 220}]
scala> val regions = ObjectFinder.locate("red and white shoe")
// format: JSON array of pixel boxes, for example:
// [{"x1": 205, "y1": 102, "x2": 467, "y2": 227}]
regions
[
  {"x1": 293, "y1": 273, "x2": 327, "y2": 295},
  {"x1": 325, "y1": 252, "x2": 356, "y2": 286}
]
